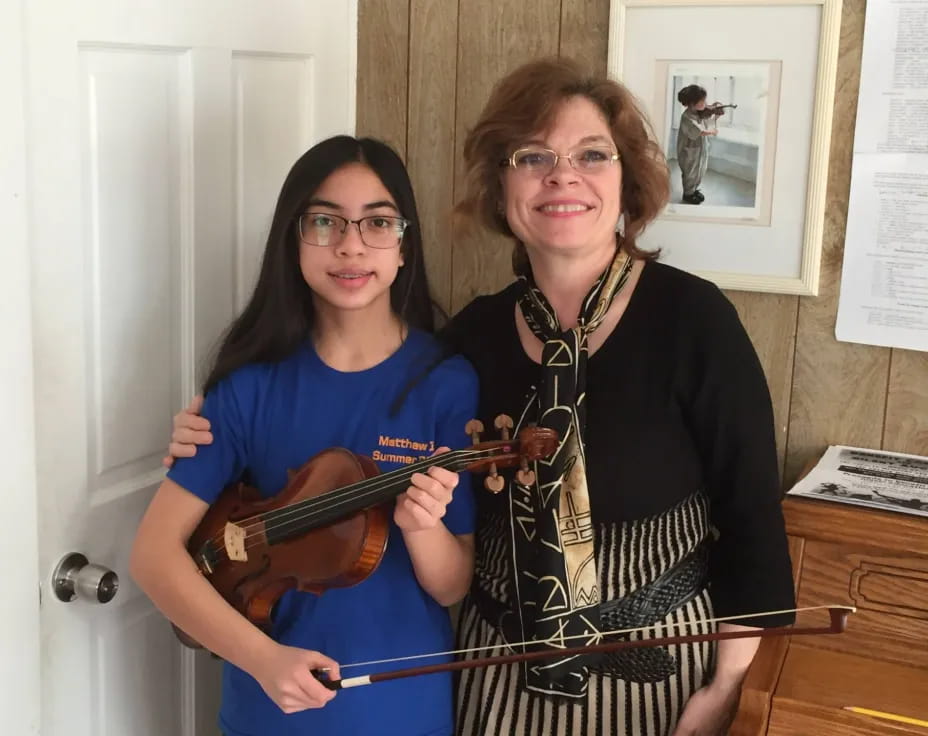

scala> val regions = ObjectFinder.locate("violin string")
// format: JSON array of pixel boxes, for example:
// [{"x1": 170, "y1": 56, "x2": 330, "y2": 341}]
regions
[
  {"x1": 206, "y1": 446, "x2": 505, "y2": 553},
  {"x1": 207, "y1": 429, "x2": 549, "y2": 550},
  {"x1": 331, "y1": 604, "x2": 856, "y2": 672},
  {"x1": 228, "y1": 448, "x2": 489, "y2": 545},
  {"x1": 205, "y1": 448, "x2": 479, "y2": 550},
  {"x1": 204, "y1": 449, "x2": 456, "y2": 546},
  {"x1": 203, "y1": 446, "x2": 482, "y2": 544}
]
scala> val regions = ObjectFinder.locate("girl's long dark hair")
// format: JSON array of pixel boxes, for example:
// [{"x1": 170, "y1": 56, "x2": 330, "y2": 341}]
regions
[{"x1": 203, "y1": 136, "x2": 434, "y2": 394}]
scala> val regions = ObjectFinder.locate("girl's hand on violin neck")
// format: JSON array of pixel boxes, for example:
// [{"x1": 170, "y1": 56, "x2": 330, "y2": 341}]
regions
[
  {"x1": 162, "y1": 394, "x2": 212, "y2": 469},
  {"x1": 393, "y1": 450, "x2": 459, "y2": 532},
  {"x1": 251, "y1": 643, "x2": 341, "y2": 713}
]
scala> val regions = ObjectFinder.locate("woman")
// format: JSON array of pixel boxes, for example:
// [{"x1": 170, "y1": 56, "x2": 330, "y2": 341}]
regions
[
  {"x1": 440, "y1": 56, "x2": 795, "y2": 736},
  {"x1": 165, "y1": 59, "x2": 795, "y2": 735},
  {"x1": 132, "y1": 135, "x2": 476, "y2": 736}
]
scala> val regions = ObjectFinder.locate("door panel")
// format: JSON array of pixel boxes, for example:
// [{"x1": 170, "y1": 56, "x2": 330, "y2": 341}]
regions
[
  {"x1": 25, "y1": 3, "x2": 356, "y2": 734},
  {"x1": 232, "y1": 52, "x2": 318, "y2": 309}
]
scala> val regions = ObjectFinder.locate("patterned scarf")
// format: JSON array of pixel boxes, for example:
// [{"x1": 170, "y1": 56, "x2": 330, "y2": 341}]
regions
[{"x1": 510, "y1": 247, "x2": 634, "y2": 697}]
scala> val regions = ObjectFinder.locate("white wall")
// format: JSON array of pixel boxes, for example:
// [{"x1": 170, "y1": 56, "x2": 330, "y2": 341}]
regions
[{"x1": 0, "y1": 0, "x2": 42, "y2": 732}]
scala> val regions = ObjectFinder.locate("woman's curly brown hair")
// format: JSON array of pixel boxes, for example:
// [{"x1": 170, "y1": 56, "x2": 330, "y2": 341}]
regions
[{"x1": 456, "y1": 56, "x2": 670, "y2": 271}]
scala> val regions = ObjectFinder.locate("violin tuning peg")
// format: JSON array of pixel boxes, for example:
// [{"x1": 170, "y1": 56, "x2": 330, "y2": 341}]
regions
[
  {"x1": 494, "y1": 414, "x2": 514, "y2": 441},
  {"x1": 484, "y1": 461, "x2": 505, "y2": 493},
  {"x1": 484, "y1": 474, "x2": 505, "y2": 493},
  {"x1": 464, "y1": 419, "x2": 484, "y2": 445},
  {"x1": 516, "y1": 457, "x2": 535, "y2": 487}
]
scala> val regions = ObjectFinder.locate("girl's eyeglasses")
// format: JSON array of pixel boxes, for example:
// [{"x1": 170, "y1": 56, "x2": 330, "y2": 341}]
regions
[{"x1": 297, "y1": 212, "x2": 408, "y2": 249}]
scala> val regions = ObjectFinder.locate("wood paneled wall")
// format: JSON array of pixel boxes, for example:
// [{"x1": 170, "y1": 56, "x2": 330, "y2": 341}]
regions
[{"x1": 357, "y1": 0, "x2": 928, "y2": 489}]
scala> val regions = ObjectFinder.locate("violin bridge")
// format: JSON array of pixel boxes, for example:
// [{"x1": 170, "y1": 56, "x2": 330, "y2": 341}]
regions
[{"x1": 224, "y1": 521, "x2": 248, "y2": 562}]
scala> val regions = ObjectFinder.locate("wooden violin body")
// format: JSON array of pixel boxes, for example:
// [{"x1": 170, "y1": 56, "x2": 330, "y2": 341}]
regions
[
  {"x1": 174, "y1": 421, "x2": 558, "y2": 648},
  {"x1": 175, "y1": 449, "x2": 387, "y2": 648}
]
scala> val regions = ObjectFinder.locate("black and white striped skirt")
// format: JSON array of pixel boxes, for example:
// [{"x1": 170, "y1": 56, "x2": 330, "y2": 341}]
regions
[{"x1": 455, "y1": 493, "x2": 716, "y2": 736}]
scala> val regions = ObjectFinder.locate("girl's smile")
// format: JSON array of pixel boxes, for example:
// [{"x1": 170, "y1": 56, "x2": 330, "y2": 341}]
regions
[{"x1": 328, "y1": 269, "x2": 374, "y2": 289}]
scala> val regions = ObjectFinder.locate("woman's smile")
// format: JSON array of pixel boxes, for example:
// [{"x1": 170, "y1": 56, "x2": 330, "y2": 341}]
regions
[{"x1": 535, "y1": 199, "x2": 594, "y2": 217}]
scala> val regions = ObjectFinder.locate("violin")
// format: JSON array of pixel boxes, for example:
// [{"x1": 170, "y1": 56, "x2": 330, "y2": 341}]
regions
[
  {"x1": 174, "y1": 415, "x2": 557, "y2": 648},
  {"x1": 696, "y1": 102, "x2": 737, "y2": 119}
]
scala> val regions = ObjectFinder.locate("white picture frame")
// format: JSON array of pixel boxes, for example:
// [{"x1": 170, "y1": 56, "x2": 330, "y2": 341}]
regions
[{"x1": 608, "y1": 0, "x2": 842, "y2": 295}]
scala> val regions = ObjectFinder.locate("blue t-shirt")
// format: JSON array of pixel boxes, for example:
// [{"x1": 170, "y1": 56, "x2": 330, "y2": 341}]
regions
[{"x1": 167, "y1": 329, "x2": 478, "y2": 736}]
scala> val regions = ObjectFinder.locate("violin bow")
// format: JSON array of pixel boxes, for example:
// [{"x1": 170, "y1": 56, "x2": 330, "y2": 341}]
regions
[{"x1": 316, "y1": 604, "x2": 854, "y2": 690}]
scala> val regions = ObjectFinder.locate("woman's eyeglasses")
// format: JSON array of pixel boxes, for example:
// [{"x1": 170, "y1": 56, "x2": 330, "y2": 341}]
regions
[
  {"x1": 501, "y1": 145, "x2": 620, "y2": 177},
  {"x1": 297, "y1": 212, "x2": 408, "y2": 249}
]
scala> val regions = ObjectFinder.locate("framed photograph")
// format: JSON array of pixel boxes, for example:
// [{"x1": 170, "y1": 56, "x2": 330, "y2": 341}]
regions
[
  {"x1": 657, "y1": 59, "x2": 781, "y2": 225},
  {"x1": 608, "y1": 0, "x2": 842, "y2": 295}
]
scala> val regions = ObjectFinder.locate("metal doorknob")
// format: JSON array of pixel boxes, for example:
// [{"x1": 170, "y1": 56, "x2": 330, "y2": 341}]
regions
[{"x1": 52, "y1": 552, "x2": 119, "y2": 604}]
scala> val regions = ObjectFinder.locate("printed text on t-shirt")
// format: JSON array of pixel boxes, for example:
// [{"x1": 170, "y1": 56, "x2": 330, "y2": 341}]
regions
[{"x1": 372, "y1": 434, "x2": 435, "y2": 465}]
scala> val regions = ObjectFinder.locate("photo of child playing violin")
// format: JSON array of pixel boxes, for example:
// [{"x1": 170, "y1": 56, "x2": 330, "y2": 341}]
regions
[
  {"x1": 660, "y1": 61, "x2": 780, "y2": 223},
  {"x1": 675, "y1": 84, "x2": 723, "y2": 205},
  {"x1": 129, "y1": 135, "x2": 478, "y2": 736}
]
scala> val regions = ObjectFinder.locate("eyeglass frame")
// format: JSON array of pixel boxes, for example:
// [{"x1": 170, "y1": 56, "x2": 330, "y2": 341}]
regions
[
  {"x1": 499, "y1": 145, "x2": 621, "y2": 176},
  {"x1": 295, "y1": 211, "x2": 410, "y2": 249}
]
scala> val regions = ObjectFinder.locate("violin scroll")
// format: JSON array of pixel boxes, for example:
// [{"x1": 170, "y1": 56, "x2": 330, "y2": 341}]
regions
[{"x1": 461, "y1": 415, "x2": 558, "y2": 492}]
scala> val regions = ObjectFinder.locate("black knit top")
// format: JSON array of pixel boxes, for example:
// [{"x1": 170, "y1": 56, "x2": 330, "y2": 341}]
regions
[{"x1": 442, "y1": 260, "x2": 796, "y2": 626}]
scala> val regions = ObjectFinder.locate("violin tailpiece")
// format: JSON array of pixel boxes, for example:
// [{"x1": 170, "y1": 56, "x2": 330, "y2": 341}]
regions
[{"x1": 224, "y1": 521, "x2": 248, "y2": 562}]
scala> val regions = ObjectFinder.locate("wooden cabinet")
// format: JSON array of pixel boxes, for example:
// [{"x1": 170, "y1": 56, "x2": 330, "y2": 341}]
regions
[{"x1": 731, "y1": 496, "x2": 928, "y2": 735}]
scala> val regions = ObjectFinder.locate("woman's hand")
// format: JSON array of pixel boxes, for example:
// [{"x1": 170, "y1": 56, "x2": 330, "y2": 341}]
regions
[
  {"x1": 673, "y1": 621, "x2": 759, "y2": 733},
  {"x1": 393, "y1": 449, "x2": 459, "y2": 532},
  {"x1": 162, "y1": 394, "x2": 212, "y2": 468},
  {"x1": 671, "y1": 678, "x2": 742, "y2": 736},
  {"x1": 251, "y1": 643, "x2": 341, "y2": 714}
]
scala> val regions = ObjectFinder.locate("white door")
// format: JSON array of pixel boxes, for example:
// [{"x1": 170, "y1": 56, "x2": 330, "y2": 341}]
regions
[{"x1": 18, "y1": 1, "x2": 357, "y2": 734}]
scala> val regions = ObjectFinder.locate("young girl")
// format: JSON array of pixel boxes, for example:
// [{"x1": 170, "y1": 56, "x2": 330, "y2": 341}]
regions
[
  {"x1": 676, "y1": 84, "x2": 719, "y2": 205},
  {"x1": 130, "y1": 136, "x2": 477, "y2": 736}
]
